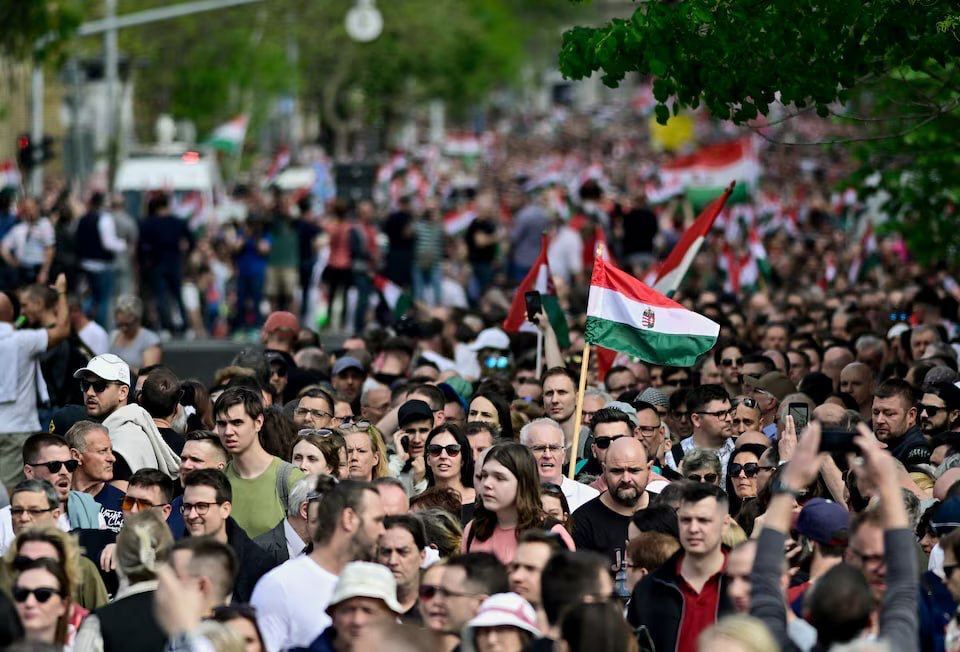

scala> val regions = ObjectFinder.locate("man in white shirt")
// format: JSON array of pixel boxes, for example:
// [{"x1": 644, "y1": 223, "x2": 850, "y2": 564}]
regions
[
  {"x1": 0, "y1": 197, "x2": 55, "y2": 286},
  {"x1": 520, "y1": 417, "x2": 599, "y2": 511},
  {"x1": 0, "y1": 273, "x2": 69, "y2": 489},
  {"x1": 69, "y1": 297, "x2": 109, "y2": 355},
  {"x1": 250, "y1": 477, "x2": 386, "y2": 650}
]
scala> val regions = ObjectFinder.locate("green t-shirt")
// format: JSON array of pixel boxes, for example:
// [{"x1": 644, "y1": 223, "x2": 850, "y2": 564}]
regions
[{"x1": 225, "y1": 457, "x2": 305, "y2": 538}]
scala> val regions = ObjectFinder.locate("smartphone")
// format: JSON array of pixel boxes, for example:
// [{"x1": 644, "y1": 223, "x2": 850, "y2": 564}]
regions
[
  {"x1": 787, "y1": 403, "x2": 810, "y2": 431},
  {"x1": 525, "y1": 291, "x2": 542, "y2": 322},
  {"x1": 819, "y1": 430, "x2": 859, "y2": 454},
  {"x1": 400, "y1": 436, "x2": 410, "y2": 453}
]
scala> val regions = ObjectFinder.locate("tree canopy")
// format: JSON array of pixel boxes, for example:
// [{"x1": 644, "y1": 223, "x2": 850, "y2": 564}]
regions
[{"x1": 558, "y1": 1, "x2": 960, "y2": 264}]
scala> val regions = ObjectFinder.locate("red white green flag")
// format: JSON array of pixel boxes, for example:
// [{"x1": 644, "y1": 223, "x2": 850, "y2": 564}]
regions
[
  {"x1": 586, "y1": 257, "x2": 719, "y2": 367},
  {"x1": 503, "y1": 235, "x2": 570, "y2": 348}
]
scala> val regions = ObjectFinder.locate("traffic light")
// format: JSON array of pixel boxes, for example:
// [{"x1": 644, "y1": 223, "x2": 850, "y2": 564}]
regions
[{"x1": 16, "y1": 134, "x2": 33, "y2": 172}]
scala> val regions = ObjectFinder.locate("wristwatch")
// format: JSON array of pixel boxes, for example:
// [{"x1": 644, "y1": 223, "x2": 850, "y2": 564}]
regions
[{"x1": 770, "y1": 477, "x2": 803, "y2": 498}]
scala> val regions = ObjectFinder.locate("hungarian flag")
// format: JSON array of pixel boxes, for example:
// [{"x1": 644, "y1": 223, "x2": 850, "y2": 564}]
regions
[
  {"x1": 653, "y1": 182, "x2": 734, "y2": 297},
  {"x1": 443, "y1": 204, "x2": 476, "y2": 236},
  {"x1": 503, "y1": 235, "x2": 570, "y2": 348},
  {"x1": 748, "y1": 226, "x2": 771, "y2": 283},
  {"x1": 660, "y1": 138, "x2": 759, "y2": 208},
  {"x1": 373, "y1": 275, "x2": 411, "y2": 316},
  {"x1": 586, "y1": 257, "x2": 719, "y2": 367},
  {"x1": 205, "y1": 115, "x2": 248, "y2": 154}
]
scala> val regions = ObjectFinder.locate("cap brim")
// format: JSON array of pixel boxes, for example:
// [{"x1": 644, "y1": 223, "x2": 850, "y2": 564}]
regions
[
  {"x1": 326, "y1": 590, "x2": 403, "y2": 615},
  {"x1": 466, "y1": 613, "x2": 540, "y2": 638}
]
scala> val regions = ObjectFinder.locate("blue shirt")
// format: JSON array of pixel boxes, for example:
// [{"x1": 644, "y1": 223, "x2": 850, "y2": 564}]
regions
[{"x1": 94, "y1": 484, "x2": 125, "y2": 533}]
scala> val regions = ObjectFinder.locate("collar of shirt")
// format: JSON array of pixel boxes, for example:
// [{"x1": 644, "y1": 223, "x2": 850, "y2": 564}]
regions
[{"x1": 283, "y1": 518, "x2": 306, "y2": 557}]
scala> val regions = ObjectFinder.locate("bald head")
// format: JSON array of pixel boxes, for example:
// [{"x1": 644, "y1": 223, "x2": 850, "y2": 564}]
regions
[
  {"x1": 603, "y1": 436, "x2": 650, "y2": 508},
  {"x1": 0, "y1": 293, "x2": 12, "y2": 323},
  {"x1": 736, "y1": 430, "x2": 771, "y2": 449},
  {"x1": 840, "y1": 362, "x2": 875, "y2": 409},
  {"x1": 935, "y1": 468, "x2": 960, "y2": 502},
  {"x1": 813, "y1": 403, "x2": 848, "y2": 428},
  {"x1": 823, "y1": 346, "x2": 855, "y2": 388}
]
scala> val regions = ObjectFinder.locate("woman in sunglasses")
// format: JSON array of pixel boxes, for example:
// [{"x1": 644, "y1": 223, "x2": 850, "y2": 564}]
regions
[
  {"x1": 291, "y1": 430, "x2": 346, "y2": 478},
  {"x1": 462, "y1": 441, "x2": 574, "y2": 563},
  {"x1": 423, "y1": 425, "x2": 476, "y2": 522},
  {"x1": 724, "y1": 443, "x2": 769, "y2": 517},
  {"x1": 12, "y1": 557, "x2": 71, "y2": 648}
]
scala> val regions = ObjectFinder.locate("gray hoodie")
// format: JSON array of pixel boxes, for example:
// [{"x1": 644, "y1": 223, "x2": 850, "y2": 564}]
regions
[{"x1": 103, "y1": 403, "x2": 181, "y2": 479}]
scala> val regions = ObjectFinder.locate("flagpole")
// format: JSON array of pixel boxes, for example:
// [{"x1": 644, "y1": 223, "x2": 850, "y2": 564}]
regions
[
  {"x1": 535, "y1": 330, "x2": 543, "y2": 378},
  {"x1": 567, "y1": 342, "x2": 591, "y2": 480}
]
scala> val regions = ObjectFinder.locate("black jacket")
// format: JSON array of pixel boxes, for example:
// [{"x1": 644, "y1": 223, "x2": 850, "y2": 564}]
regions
[
  {"x1": 626, "y1": 550, "x2": 734, "y2": 652},
  {"x1": 252, "y1": 518, "x2": 291, "y2": 567},
  {"x1": 888, "y1": 425, "x2": 931, "y2": 466},
  {"x1": 189, "y1": 517, "x2": 278, "y2": 603}
]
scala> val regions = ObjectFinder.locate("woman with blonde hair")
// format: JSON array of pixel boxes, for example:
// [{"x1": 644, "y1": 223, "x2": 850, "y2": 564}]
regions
[
  {"x1": 697, "y1": 614, "x2": 779, "y2": 652},
  {"x1": 342, "y1": 422, "x2": 389, "y2": 481},
  {"x1": 75, "y1": 511, "x2": 173, "y2": 652}
]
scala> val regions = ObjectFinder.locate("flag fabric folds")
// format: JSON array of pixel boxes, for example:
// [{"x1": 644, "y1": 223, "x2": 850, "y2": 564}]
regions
[
  {"x1": 503, "y1": 235, "x2": 570, "y2": 349},
  {"x1": 586, "y1": 256, "x2": 719, "y2": 367}
]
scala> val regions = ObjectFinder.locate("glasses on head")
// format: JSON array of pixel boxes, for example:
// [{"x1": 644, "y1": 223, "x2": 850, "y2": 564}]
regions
[
  {"x1": 540, "y1": 482, "x2": 564, "y2": 497},
  {"x1": 13, "y1": 587, "x2": 61, "y2": 604},
  {"x1": 426, "y1": 444, "x2": 462, "y2": 458},
  {"x1": 529, "y1": 444, "x2": 564, "y2": 455},
  {"x1": 594, "y1": 435, "x2": 625, "y2": 450},
  {"x1": 696, "y1": 409, "x2": 733, "y2": 420},
  {"x1": 686, "y1": 473, "x2": 719, "y2": 483},
  {"x1": 11, "y1": 507, "x2": 54, "y2": 519},
  {"x1": 80, "y1": 379, "x2": 114, "y2": 394},
  {"x1": 721, "y1": 357, "x2": 744, "y2": 367},
  {"x1": 26, "y1": 460, "x2": 78, "y2": 474},
  {"x1": 733, "y1": 397, "x2": 759, "y2": 409},
  {"x1": 730, "y1": 462, "x2": 759, "y2": 478},
  {"x1": 122, "y1": 496, "x2": 167, "y2": 511},
  {"x1": 921, "y1": 404, "x2": 944, "y2": 416},
  {"x1": 295, "y1": 407, "x2": 333, "y2": 420},
  {"x1": 340, "y1": 417, "x2": 372, "y2": 431},
  {"x1": 180, "y1": 500, "x2": 223, "y2": 516},
  {"x1": 298, "y1": 428, "x2": 336, "y2": 438}
]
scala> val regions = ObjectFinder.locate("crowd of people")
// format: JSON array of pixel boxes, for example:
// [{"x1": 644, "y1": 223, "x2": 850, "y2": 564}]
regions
[{"x1": 0, "y1": 102, "x2": 957, "y2": 652}]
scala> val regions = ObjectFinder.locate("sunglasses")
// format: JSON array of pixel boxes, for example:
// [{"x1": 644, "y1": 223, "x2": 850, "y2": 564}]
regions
[
  {"x1": 427, "y1": 444, "x2": 462, "y2": 457},
  {"x1": 298, "y1": 428, "x2": 336, "y2": 438},
  {"x1": 733, "y1": 397, "x2": 759, "y2": 409},
  {"x1": 418, "y1": 584, "x2": 480, "y2": 600},
  {"x1": 122, "y1": 496, "x2": 167, "y2": 511},
  {"x1": 13, "y1": 587, "x2": 61, "y2": 603},
  {"x1": 730, "y1": 463, "x2": 759, "y2": 478},
  {"x1": 721, "y1": 358, "x2": 744, "y2": 367},
  {"x1": 921, "y1": 404, "x2": 945, "y2": 416},
  {"x1": 80, "y1": 379, "x2": 115, "y2": 394},
  {"x1": 594, "y1": 435, "x2": 625, "y2": 450},
  {"x1": 686, "y1": 473, "x2": 719, "y2": 483},
  {"x1": 26, "y1": 460, "x2": 78, "y2": 474}
]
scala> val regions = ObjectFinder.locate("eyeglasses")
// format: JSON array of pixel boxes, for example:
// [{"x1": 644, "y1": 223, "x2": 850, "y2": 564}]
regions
[
  {"x1": 686, "y1": 473, "x2": 719, "y2": 483},
  {"x1": 696, "y1": 409, "x2": 733, "y2": 420},
  {"x1": 848, "y1": 547, "x2": 884, "y2": 566},
  {"x1": 636, "y1": 424, "x2": 661, "y2": 437},
  {"x1": 419, "y1": 584, "x2": 484, "y2": 600},
  {"x1": 341, "y1": 418, "x2": 372, "y2": 431},
  {"x1": 529, "y1": 444, "x2": 564, "y2": 455},
  {"x1": 80, "y1": 379, "x2": 115, "y2": 394},
  {"x1": 26, "y1": 460, "x2": 78, "y2": 474},
  {"x1": 181, "y1": 501, "x2": 224, "y2": 516},
  {"x1": 427, "y1": 444, "x2": 462, "y2": 457},
  {"x1": 920, "y1": 404, "x2": 944, "y2": 416},
  {"x1": 671, "y1": 410, "x2": 690, "y2": 421},
  {"x1": 733, "y1": 397, "x2": 758, "y2": 409},
  {"x1": 730, "y1": 463, "x2": 759, "y2": 478},
  {"x1": 594, "y1": 435, "x2": 625, "y2": 450},
  {"x1": 13, "y1": 587, "x2": 61, "y2": 604},
  {"x1": 122, "y1": 496, "x2": 168, "y2": 511},
  {"x1": 721, "y1": 357, "x2": 744, "y2": 367},
  {"x1": 10, "y1": 507, "x2": 54, "y2": 518},
  {"x1": 295, "y1": 407, "x2": 333, "y2": 420}
]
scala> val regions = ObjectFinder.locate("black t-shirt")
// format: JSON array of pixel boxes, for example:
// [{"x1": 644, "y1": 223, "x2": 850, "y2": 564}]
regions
[
  {"x1": 571, "y1": 494, "x2": 632, "y2": 573},
  {"x1": 94, "y1": 483, "x2": 125, "y2": 533},
  {"x1": 157, "y1": 427, "x2": 186, "y2": 456},
  {"x1": 620, "y1": 206, "x2": 658, "y2": 256},
  {"x1": 465, "y1": 217, "x2": 497, "y2": 264}
]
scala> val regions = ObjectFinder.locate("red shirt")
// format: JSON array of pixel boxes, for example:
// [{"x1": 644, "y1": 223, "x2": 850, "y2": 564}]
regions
[{"x1": 675, "y1": 553, "x2": 727, "y2": 652}]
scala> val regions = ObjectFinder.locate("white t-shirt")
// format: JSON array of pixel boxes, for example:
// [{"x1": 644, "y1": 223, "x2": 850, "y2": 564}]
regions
[
  {"x1": 560, "y1": 476, "x2": 601, "y2": 512},
  {"x1": 250, "y1": 554, "x2": 338, "y2": 651},
  {"x1": 78, "y1": 320, "x2": 109, "y2": 356},
  {"x1": 0, "y1": 324, "x2": 47, "y2": 433}
]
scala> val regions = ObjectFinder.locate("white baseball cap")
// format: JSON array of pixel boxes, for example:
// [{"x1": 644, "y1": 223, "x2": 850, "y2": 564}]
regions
[
  {"x1": 469, "y1": 327, "x2": 511, "y2": 351},
  {"x1": 465, "y1": 593, "x2": 541, "y2": 640},
  {"x1": 73, "y1": 354, "x2": 132, "y2": 386},
  {"x1": 326, "y1": 562, "x2": 403, "y2": 614}
]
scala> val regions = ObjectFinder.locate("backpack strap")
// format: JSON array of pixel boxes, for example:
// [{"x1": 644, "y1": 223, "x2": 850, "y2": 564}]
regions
[{"x1": 275, "y1": 460, "x2": 295, "y2": 511}]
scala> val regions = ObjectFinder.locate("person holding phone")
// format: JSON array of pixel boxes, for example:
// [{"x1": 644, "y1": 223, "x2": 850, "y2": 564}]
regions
[{"x1": 388, "y1": 400, "x2": 435, "y2": 496}]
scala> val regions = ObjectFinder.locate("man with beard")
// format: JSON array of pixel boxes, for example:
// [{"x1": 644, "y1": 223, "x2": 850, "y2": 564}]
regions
[
  {"x1": 571, "y1": 437, "x2": 651, "y2": 599},
  {"x1": 871, "y1": 379, "x2": 930, "y2": 465},
  {"x1": 251, "y1": 478, "x2": 386, "y2": 651},
  {"x1": 921, "y1": 382, "x2": 960, "y2": 440}
]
